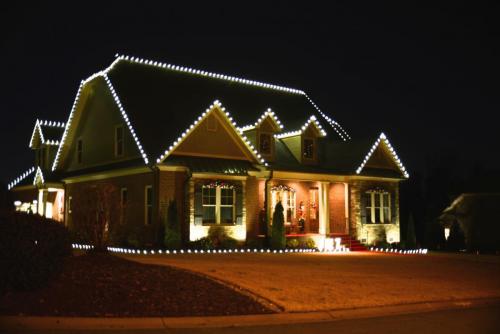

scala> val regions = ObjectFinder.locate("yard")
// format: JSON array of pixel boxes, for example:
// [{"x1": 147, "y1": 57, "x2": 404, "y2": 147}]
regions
[{"x1": 123, "y1": 251, "x2": 500, "y2": 312}]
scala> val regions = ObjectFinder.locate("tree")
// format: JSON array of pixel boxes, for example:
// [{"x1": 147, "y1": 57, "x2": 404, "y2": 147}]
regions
[
  {"x1": 164, "y1": 200, "x2": 181, "y2": 249},
  {"x1": 271, "y1": 201, "x2": 285, "y2": 249},
  {"x1": 406, "y1": 213, "x2": 417, "y2": 249},
  {"x1": 71, "y1": 183, "x2": 119, "y2": 252}
]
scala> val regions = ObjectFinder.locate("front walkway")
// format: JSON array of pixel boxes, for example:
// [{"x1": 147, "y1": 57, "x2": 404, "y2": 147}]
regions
[{"x1": 123, "y1": 252, "x2": 500, "y2": 312}]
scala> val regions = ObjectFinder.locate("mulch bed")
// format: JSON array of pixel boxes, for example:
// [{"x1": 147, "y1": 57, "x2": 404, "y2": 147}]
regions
[{"x1": 0, "y1": 252, "x2": 273, "y2": 317}]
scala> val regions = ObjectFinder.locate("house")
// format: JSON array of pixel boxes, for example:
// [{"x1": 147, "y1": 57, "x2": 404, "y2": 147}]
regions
[
  {"x1": 440, "y1": 193, "x2": 500, "y2": 251},
  {"x1": 8, "y1": 54, "x2": 409, "y2": 248}
]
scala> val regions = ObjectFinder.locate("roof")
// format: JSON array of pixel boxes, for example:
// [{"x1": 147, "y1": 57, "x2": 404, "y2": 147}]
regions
[{"x1": 103, "y1": 55, "x2": 348, "y2": 163}]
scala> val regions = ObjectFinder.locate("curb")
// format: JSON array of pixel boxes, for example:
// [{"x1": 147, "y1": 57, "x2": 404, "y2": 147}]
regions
[{"x1": 2, "y1": 297, "x2": 500, "y2": 331}]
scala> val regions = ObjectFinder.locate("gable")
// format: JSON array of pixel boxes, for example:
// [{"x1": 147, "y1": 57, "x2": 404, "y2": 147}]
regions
[
  {"x1": 29, "y1": 125, "x2": 43, "y2": 149},
  {"x1": 170, "y1": 106, "x2": 257, "y2": 161},
  {"x1": 259, "y1": 116, "x2": 280, "y2": 133},
  {"x1": 57, "y1": 77, "x2": 141, "y2": 172},
  {"x1": 364, "y1": 144, "x2": 401, "y2": 171}
]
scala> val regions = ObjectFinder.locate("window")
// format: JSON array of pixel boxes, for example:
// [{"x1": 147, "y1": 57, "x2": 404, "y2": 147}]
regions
[
  {"x1": 77, "y1": 139, "x2": 83, "y2": 164},
  {"x1": 303, "y1": 138, "x2": 314, "y2": 159},
  {"x1": 120, "y1": 188, "x2": 128, "y2": 207},
  {"x1": 270, "y1": 185, "x2": 296, "y2": 224},
  {"x1": 259, "y1": 133, "x2": 272, "y2": 155},
  {"x1": 201, "y1": 184, "x2": 235, "y2": 225},
  {"x1": 145, "y1": 185, "x2": 153, "y2": 225},
  {"x1": 115, "y1": 125, "x2": 124, "y2": 157},
  {"x1": 365, "y1": 190, "x2": 392, "y2": 223}
]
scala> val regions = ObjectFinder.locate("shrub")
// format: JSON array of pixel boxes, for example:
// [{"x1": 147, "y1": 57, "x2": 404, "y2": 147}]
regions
[
  {"x1": 304, "y1": 238, "x2": 316, "y2": 249},
  {"x1": 0, "y1": 211, "x2": 71, "y2": 292},
  {"x1": 271, "y1": 202, "x2": 286, "y2": 249},
  {"x1": 164, "y1": 200, "x2": 181, "y2": 249},
  {"x1": 286, "y1": 238, "x2": 299, "y2": 249},
  {"x1": 447, "y1": 221, "x2": 466, "y2": 251},
  {"x1": 188, "y1": 237, "x2": 213, "y2": 250},
  {"x1": 246, "y1": 238, "x2": 265, "y2": 249},
  {"x1": 206, "y1": 225, "x2": 238, "y2": 249}
]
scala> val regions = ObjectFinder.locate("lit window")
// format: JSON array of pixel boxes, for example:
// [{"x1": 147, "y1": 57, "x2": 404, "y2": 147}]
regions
[
  {"x1": 115, "y1": 126, "x2": 124, "y2": 157},
  {"x1": 365, "y1": 190, "x2": 392, "y2": 223},
  {"x1": 259, "y1": 133, "x2": 272, "y2": 155},
  {"x1": 145, "y1": 185, "x2": 153, "y2": 225},
  {"x1": 77, "y1": 139, "x2": 83, "y2": 164},
  {"x1": 303, "y1": 139, "x2": 314, "y2": 159},
  {"x1": 201, "y1": 184, "x2": 235, "y2": 225}
]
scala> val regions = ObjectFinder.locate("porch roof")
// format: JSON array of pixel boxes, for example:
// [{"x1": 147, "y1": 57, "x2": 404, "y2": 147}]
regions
[{"x1": 162, "y1": 155, "x2": 259, "y2": 176}]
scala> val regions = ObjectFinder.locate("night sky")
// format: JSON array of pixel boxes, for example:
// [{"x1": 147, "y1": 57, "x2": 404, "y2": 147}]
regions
[{"x1": 1, "y1": 2, "x2": 498, "y2": 184}]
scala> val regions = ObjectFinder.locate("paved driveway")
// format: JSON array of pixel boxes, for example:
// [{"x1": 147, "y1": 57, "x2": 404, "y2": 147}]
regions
[{"x1": 123, "y1": 252, "x2": 500, "y2": 312}]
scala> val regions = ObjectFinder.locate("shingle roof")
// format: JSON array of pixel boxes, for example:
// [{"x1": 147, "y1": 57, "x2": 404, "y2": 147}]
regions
[
  {"x1": 163, "y1": 156, "x2": 259, "y2": 176},
  {"x1": 106, "y1": 57, "x2": 347, "y2": 163}
]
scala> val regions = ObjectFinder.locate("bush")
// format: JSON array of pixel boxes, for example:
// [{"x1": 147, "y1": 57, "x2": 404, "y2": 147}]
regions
[
  {"x1": 303, "y1": 238, "x2": 316, "y2": 249},
  {"x1": 188, "y1": 237, "x2": 213, "y2": 250},
  {"x1": 286, "y1": 238, "x2": 299, "y2": 249},
  {"x1": 206, "y1": 225, "x2": 239, "y2": 249},
  {"x1": 246, "y1": 238, "x2": 265, "y2": 249},
  {"x1": 0, "y1": 211, "x2": 72, "y2": 292},
  {"x1": 271, "y1": 202, "x2": 286, "y2": 249}
]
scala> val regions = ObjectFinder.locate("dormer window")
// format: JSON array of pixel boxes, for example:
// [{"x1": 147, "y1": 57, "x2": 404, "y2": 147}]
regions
[
  {"x1": 303, "y1": 138, "x2": 314, "y2": 159},
  {"x1": 259, "y1": 133, "x2": 272, "y2": 155}
]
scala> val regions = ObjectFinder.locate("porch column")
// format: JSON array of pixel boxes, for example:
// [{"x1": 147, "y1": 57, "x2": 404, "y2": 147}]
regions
[{"x1": 318, "y1": 181, "x2": 330, "y2": 235}]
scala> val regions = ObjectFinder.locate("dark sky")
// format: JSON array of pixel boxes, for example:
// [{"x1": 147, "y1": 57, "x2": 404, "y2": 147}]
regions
[{"x1": 1, "y1": 2, "x2": 498, "y2": 184}]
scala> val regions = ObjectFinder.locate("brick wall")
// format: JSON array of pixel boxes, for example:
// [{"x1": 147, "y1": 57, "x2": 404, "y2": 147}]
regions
[
  {"x1": 157, "y1": 170, "x2": 188, "y2": 240},
  {"x1": 329, "y1": 183, "x2": 346, "y2": 234},
  {"x1": 245, "y1": 176, "x2": 265, "y2": 238},
  {"x1": 65, "y1": 172, "x2": 154, "y2": 232}
]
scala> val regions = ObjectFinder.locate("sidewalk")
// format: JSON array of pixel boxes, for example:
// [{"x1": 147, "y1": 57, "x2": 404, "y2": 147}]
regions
[{"x1": 2, "y1": 297, "x2": 499, "y2": 331}]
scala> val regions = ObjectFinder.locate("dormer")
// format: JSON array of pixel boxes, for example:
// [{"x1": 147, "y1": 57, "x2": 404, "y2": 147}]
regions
[
  {"x1": 238, "y1": 109, "x2": 282, "y2": 162},
  {"x1": 29, "y1": 120, "x2": 65, "y2": 170},
  {"x1": 276, "y1": 115, "x2": 326, "y2": 165}
]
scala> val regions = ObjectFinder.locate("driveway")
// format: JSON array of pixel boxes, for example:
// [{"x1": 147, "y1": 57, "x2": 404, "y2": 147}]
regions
[{"x1": 123, "y1": 252, "x2": 500, "y2": 312}]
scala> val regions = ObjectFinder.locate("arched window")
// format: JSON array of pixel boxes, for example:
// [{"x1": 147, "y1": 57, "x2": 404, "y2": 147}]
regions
[{"x1": 271, "y1": 185, "x2": 296, "y2": 224}]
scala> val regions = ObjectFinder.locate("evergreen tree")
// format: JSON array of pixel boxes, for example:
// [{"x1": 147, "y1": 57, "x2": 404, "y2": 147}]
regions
[
  {"x1": 406, "y1": 213, "x2": 417, "y2": 249},
  {"x1": 271, "y1": 201, "x2": 286, "y2": 249}
]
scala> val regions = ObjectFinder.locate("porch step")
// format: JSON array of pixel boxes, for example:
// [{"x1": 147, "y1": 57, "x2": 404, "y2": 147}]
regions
[{"x1": 330, "y1": 234, "x2": 368, "y2": 251}]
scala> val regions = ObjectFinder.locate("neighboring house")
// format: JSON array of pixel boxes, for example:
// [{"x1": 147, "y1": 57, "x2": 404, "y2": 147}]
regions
[
  {"x1": 8, "y1": 54, "x2": 409, "y2": 248},
  {"x1": 440, "y1": 193, "x2": 500, "y2": 251}
]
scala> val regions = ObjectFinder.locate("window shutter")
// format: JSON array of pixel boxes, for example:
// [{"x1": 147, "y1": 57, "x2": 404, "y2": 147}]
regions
[
  {"x1": 390, "y1": 193, "x2": 396, "y2": 224},
  {"x1": 194, "y1": 184, "x2": 203, "y2": 226},
  {"x1": 235, "y1": 187, "x2": 243, "y2": 225},
  {"x1": 360, "y1": 192, "x2": 368, "y2": 225}
]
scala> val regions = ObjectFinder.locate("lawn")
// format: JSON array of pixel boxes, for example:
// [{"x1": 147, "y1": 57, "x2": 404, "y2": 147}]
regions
[
  {"x1": 123, "y1": 251, "x2": 500, "y2": 312},
  {"x1": 0, "y1": 252, "x2": 273, "y2": 317}
]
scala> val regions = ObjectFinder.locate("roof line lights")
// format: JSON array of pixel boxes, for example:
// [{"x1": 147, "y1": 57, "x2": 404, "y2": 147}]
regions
[
  {"x1": 33, "y1": 166, "x2": 45, "y2": 185},
  {"x1": 52, "y1": 82, "x2": 85, "y2": 171},
  {"x1": 29, "y1": 120, "x2": 64, "y2": 148},
  {"x1": 103, "y1": 74, "x2": 149, "y2": 165},
  {"x1": 114, "y1": 54, "x2": 304, "y2": 95},
  {"x1": 157, "y1": 100, "x2": 268, "y2": 166},
  {"x1": 238, "y1": 108, "x2": 284, "y2": 132},
  {"x1": 304, "y1": 94, "x2": 350, "y2": 141},
  {"x1": 274, "y1": 115, "x2": 327, "y2": 139},
  {"x1": 355, "y1": 133, "x2": 409, "y2": 178},
  {"x1": 7, "y1": 167, "x2": 35, "y2": 190}
]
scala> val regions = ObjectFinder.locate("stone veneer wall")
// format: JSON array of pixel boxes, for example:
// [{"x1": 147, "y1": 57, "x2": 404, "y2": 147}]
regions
[{"x1": 349, "y1": 180, "x2": 400, "y2": 245}]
